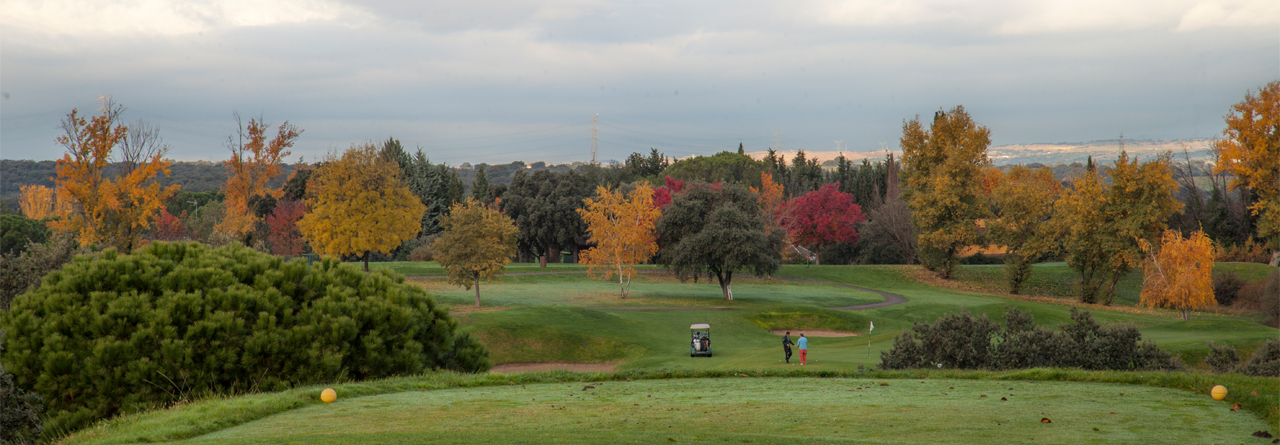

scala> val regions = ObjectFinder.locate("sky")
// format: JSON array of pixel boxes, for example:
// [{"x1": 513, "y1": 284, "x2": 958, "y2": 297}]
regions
[{"x1": 1, "y1": 0, "x2": 1276, "y2": 165}]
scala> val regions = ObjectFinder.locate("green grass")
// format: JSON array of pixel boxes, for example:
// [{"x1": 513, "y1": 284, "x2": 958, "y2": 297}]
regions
[
  {"x1": 57, "y1": 262, "x2": 1280, "y2": 444},
  {"x1": 60, "y1": 369, "x2": 1279, "y2": 445}
]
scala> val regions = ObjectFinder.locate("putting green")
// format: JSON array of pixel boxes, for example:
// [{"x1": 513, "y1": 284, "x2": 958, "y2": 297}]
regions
[{"x1": 185, "y1": 378, "x2": 1267, "y2": 444}]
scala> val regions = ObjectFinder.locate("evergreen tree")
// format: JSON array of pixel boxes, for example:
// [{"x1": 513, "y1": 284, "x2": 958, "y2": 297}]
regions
[{"x1": 471, "y1": 165, "x2": 489, "y2": 202}]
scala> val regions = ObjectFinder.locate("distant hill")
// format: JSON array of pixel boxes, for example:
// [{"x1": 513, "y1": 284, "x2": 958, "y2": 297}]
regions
[
  {"x1": 988, "y1": 138, "x2": 1213, "y2": 166},
  {"x1": 0, "y1": 160, "x2": 294, "y2": 211}
]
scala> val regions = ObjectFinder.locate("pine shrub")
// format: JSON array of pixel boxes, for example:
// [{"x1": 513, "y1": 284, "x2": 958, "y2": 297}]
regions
[
  {"x1": 1205, "y1": 342, "x2": 1241, "y2": 374},
  {"x1": 1211, "y1": 271, "x2": 1246, "y2": 306},
  {"x1": 0, "y1": 242, "x2": 489, "y2": 434},
  {"x1": 1, "y1": 362, "x2": 44, "y2": 445},
  {"x1": 1235, "y1": 339, "x2": 1279, "y2": 377},
  {"x1": 881, "y1": 307, "x2": 1182, "y2": 372}
]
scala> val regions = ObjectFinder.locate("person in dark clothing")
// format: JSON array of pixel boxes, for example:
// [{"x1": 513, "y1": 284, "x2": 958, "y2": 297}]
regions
[{"x1": 782, "y1": 331, "x2": 794, "y2": 363}]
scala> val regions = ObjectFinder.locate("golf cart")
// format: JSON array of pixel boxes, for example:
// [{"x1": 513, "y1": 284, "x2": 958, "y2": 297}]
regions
[{"x1": 690, "y1": 323, "x2": 712, "y2": 357}]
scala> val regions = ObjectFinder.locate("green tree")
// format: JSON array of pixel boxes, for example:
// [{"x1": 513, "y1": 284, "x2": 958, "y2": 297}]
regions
[
  {"x1": 1055, "y1": 151, "x2": 1182, "y2": 304},
  {"x1": 502, "y1": 170, "x2": 593, "y2": 264},
  {"x1": 0, "y1": 214, "x2": 49, "y2": 257},
  {"x1": 900, "y1": 106, "x2": 992, "y2": 278},
  {"x1": 432, "y1": 198, "x2": 518, "y2": 306},
  {"x1": 298, "y1": 143, "x2": 425, "y2": 271},
  {"x1": 655, "y1": 182, "x2": 785, "y2": 299},
  {"x1": 661, "y1": 151, "x2": 765, "y2": 188},
  {"x1": 471, "y1": 164, "x2": 489, "y2": 202}
]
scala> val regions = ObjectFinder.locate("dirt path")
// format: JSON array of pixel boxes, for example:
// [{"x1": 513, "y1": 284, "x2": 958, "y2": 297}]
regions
[
  {"x1": 488, "y1": 362, "x2": 620, "y2": 373},
  {"x1": 404, "y1": 271, "x2": 908, "y2": 312}
]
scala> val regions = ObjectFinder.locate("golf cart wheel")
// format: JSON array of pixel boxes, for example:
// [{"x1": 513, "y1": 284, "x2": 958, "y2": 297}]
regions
[{"x1": 708, "y1": 353, "x2": 712, "y2": 357}]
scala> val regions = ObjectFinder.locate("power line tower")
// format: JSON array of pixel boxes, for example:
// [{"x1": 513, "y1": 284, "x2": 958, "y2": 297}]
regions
[
  {"x1": 773, "y1": 131, "x2": 784, "y2": 151},
  {"x1": 591, "y1": 114, "x2": 599, "y2": 165}
]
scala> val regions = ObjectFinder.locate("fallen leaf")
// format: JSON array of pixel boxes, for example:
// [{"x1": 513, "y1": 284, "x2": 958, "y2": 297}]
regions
[
  {"x1": 583, "y1": 385, "x2": 595, "y2": 391},
  {"x1": 980, "y1": 394, "x2": 987, "y2": 398},
  {"x1": 1001, "y1": 397, "x2": 1007, "y2": 401},
  {"x1": 1232, "y1": 403, "x2": 1242, "y2": 411},
  {"x1": 1251, "y1": 431, "x2": 1273, "y2": 438},
  {"x1": 880, "y1": 382, "x2": 890, "y2": 386},
  {"x1": 1251, "y1": 390, "x2": 1258, "y2": 396},
  {"x1": 1041, "y1": 418, "x2": 1052, "y2": 423}
]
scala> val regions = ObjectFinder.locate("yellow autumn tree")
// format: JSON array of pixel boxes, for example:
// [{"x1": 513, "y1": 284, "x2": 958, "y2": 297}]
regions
[
  {"x1": 577, "y1": 183, "x2": 662, "y2": 298},
  {"x1": 298, "y1": 143, "x2": 424, "y2": 272},
  {"x1": 900, "y1": 106, "x2": 992, "y2": 278},
  {"x1": 19, "y1": 185, "x2": 59, "y2": 220},
  {"x1": 984, "y1": 165, "x2": 1062, "y2": 294},
  {"x1": 1140, "y1": 229, "x2": 1216, "y2": 320},
  {"x1": 217, "y1": 114, "x2": 302, "y2": 242},
  {"x1": 51, "y1": 98, "x2": 178, "y2": 252},
  {"x1": 1212, "y1": 80, "x2": 1280, "y2": 262},
  {"x1": 431, "y1": 197, "x2": 518, "y2": 307}
]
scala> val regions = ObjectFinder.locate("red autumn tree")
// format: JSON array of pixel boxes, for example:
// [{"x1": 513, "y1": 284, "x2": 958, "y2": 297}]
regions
[
  {"x1": 780, "y1": 183, "x2": 866, "y2": 261},
  {"x1": 651, "y1": 176, "x2": 686, "y2": 208},
  {"x1": 266, "y1": 199, "x2": 307, "y2": 255},
  {"x1": 152, "y1": 209, "x2": 187, "y2": 241}
]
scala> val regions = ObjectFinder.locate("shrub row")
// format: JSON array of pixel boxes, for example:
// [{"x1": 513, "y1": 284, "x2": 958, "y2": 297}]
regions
[
  {"x1": 881, "y1": 307, "x2": 1183, "y2": 371},
  {"x1": 0, "y1": 242, "x2": 489, "y2": 434},
  {"x1": 1206, "y1": 340, "x2": 1280, "y2": 377}
]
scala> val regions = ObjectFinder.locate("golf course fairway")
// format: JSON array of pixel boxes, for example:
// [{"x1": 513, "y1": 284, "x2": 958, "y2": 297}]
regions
[{"x1": 181, "y1": 378, "x2": 1266, "y2": 444}]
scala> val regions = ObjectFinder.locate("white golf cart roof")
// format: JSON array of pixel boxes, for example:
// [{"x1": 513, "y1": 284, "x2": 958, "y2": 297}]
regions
[{"x1": 690, "y1": 324, "x2": 710, "y2": 330}]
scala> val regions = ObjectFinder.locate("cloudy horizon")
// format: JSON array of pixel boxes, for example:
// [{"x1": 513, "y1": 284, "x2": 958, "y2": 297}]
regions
[{"x1": 1, "y1": 0, "x2": 1275, "y2": 165}]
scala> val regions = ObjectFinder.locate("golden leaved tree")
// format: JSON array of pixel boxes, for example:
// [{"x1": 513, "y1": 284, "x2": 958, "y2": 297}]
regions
[
  {"x1": 431, "y1": 197, "x2": 518, "y2": 307},
  {"x1": 577, "y1": 183, "x2": 662, "y2": 298},
  {"x1": 19, "y1": 185, "x2": 65, "y2": 220},
  {"x1": 51, "y1": 99, "x2": 178, "y2": 252},
  {"x1": 900, "y1": 106, "x2": 992, "y2": 278},
  {"x1": 1212, "y1": 80, "x2": 1280, "y2": 263},
  {"x1": 298, "y1": 143, "x2": 424, "y2": 271},
  {"x1": 1140, "y1": 229, "x2": 1216, "y2": 320},
  {"x1": 217, "y1": 114, "x2": 302, "y2": 242},
  {"x1": 984, "y1": 165, "x2": 1062, "y2": 294}
]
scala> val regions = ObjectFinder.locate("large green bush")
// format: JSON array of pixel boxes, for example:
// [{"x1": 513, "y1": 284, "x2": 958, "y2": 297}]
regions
[
  {"x1": 0, "y1": 242, "x2": 489, "y2": 434},
  {"x1": 881, "y1": 307, "x2": 1182, "y2": 372}
]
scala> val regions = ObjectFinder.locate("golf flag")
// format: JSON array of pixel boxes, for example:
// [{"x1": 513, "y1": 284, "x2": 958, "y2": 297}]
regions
[{"x1": 870, "y1": 321, "x2": 874, "y2": 331}]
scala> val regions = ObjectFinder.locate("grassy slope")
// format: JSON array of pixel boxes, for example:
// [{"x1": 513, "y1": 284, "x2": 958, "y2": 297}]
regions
[{"x1": 60, "y1": 369, "x2": 1278, "y2": 445}]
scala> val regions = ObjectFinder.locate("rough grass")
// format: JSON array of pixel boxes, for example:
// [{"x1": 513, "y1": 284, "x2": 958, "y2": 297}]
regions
[{"x1": 58, "y1": 369, "x2": 1277, "y2": 445}]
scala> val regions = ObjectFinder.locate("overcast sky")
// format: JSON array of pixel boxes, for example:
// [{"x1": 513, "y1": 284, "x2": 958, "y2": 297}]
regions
[{"x1": 1, "y1": 0, "x2": 1276, "y2": 165}]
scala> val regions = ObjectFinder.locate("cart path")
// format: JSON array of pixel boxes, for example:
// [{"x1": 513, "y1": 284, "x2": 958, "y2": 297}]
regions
[{"x1": 403, "y1": 270, "x2": 907, "y2": 311}]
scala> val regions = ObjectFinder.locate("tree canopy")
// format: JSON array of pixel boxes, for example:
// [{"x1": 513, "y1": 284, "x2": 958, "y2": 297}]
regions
[
  {"x1": 900, "y1": 105, "x2": 992, "y2": 278},
  {"x1": 661, "y1": 151, "x2": 765, "y2": 188},
  {"x1": 1140, "y1": 229, "x2": 1215, "y2": 320},
  {"x1": 577, "y1": 183, "x2": 662, "y2": 298},
  {"x1": 432, "y1": 198, "x2": 518, "y2": 306},
  {"x1": 781, "y1": 183, "x2": 865, "y2": 260},
  {"x1": 655, "y1": 182, "x2": 784, "y2": 299},
  {"x1": 984, "y1": 165, "x2": 1061, "y2": 294},
  {"x1": 51, "y1": 99, "x2": 178, "y2": 252},
  {"x1": 1055, "y1": 151, "x2": 1182, "y2": 304},
  {"x1": 298, "y1": 143, "x2": 425, "y2": 271},
  {"x1": 217, "y1": 114, "x2": 301, "y2": 243},
  {"x1": 1212, "y1": 80, "x2": 1280, "y2": 260},
  {"x1": 501, "y1": 169, "x2": 593, "y2": 262}
]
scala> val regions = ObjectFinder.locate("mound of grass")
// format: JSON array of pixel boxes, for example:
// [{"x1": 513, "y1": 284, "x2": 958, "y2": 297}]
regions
[
  {"x1": 747, "y1": 307, "x2": 868, "y2": 332},
  {"x1": 60, "y1": 369, "x2": 1278, "y2": 445}
]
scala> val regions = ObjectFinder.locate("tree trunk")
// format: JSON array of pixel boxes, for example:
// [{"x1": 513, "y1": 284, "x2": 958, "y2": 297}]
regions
[
  {"x1": 617, "y1": 263, "x2": 628, "y2": 298},
  {"x1": 474, "y1": 275, "x2": 481, "y2": 307},
  {"x1": 1271, "y1": 251, "x2": 1280, "y2": 267},
  {"x1": 716, "y1": 270, "x2": 734, "y2": 300},
  {"x1": 363, "y1": 251, "x2": 370, "y2": 272},
  {"x1": 1182, "y1": 308, "x2": 1190, "y2": 320}
]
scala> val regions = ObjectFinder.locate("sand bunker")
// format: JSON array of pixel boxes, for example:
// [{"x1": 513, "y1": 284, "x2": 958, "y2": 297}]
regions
[
  {"x1": 489, "y1": 362, "x2": 621, "y2": 373},
  {"x1": 769, "y1": 329, "x2": 862, "y2": 337}
]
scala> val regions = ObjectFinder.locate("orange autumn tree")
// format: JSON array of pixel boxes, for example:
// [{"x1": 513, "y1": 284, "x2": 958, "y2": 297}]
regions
[
  {"x1": 19, "y1": 185, "x2": 60, "y2": 220},
  {"x1": 577, "y1": 183, "x2": 662, "y2": 298},
  {"x1": 51, "y1": 98, "x2": 178, "y2": 252},
  {"x1": 1212, "y1": 80, "x2": 1280, "y2": 262},
  {"x1": 1140, "y1": 229, "x2": 1216, "y2": 320},
  {"x1": 217, "y1": 113, "x2": 302, "y2": 243}
]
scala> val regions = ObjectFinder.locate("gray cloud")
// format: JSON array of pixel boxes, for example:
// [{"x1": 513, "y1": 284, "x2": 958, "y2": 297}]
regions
[{"x1": 2, "y1": 0, "x2": 1275, "y2": 164}]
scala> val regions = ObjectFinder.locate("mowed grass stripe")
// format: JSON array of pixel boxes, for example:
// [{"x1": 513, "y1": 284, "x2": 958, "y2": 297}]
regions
[{"x1": 185, "y1": 378, "x2": 1265, "y2": 445}]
